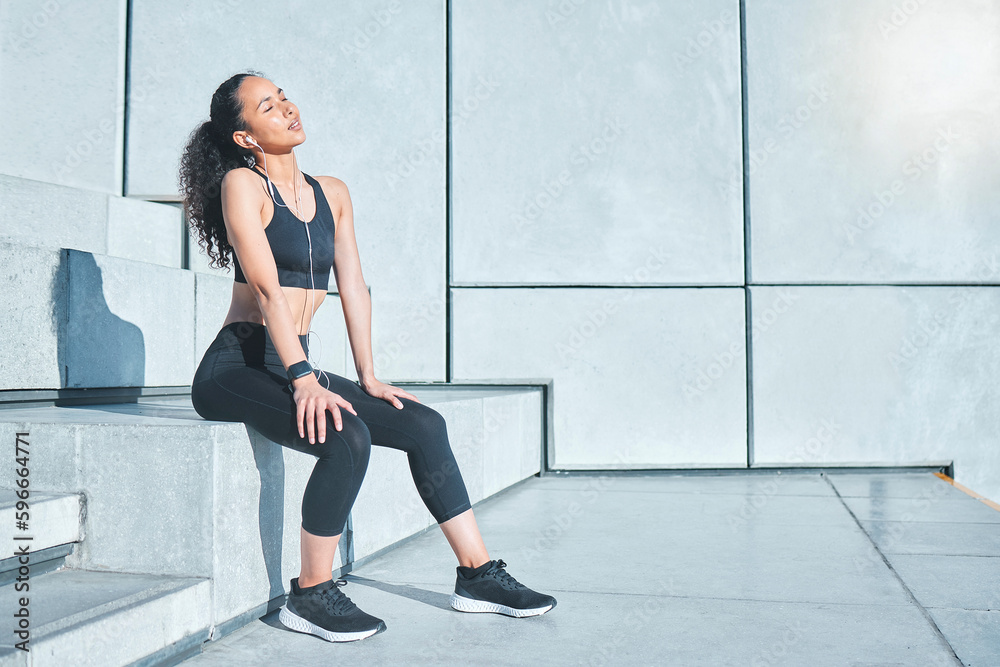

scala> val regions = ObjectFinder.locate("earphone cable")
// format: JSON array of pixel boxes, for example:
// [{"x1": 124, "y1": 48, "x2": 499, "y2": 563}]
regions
[{"x1": 258, "y1": 146, "x2": 331, "y2": 390}]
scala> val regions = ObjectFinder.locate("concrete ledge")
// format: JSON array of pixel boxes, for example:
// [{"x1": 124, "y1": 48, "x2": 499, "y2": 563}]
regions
[
  {"x1": 0, "y1": 491, "x2": 82, "y2": 560},
  {"x1": 0, "y1": 174, "x2": 184, "y2": 269},
  {"x1": 0, "y1": 175, "x2": 107, "y2": 256},
  {"x1": 0, "y1": 242, "x2": 65, "y2": 391},
  {"x1": 106, "y1": 197, "x2": 183, "y2": 269},
  {"x1": 0, "y1": 242, "x2": 197, "y2": 391},
  {"x1": 0, "y1": 569, "x2": 209, "y2": 667},
  {"x1": 0, "y1": 384, "x2": 544, "y2": 636}
]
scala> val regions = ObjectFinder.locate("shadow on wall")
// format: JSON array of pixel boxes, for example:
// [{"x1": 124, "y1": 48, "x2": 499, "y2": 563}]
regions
[
  {"x1": 247, "y1": 427, "x2": 288, "y2": 604},
  {"x1": 55, "y1": 250, "x2": 145, "y2": 395}
]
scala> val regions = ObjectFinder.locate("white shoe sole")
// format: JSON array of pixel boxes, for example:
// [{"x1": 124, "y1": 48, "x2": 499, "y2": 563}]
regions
[
  {"x1": 450, "y1": 592, "x2": 554, "y2": 617},
  {"x1": 278, "y1": 605, "x2": 383, "y2": 642}
]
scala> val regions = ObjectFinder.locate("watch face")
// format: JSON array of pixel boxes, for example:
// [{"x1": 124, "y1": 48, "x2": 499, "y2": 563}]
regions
[{"x1": 288, "y1": 361, "x2": 313, "y2": 382}]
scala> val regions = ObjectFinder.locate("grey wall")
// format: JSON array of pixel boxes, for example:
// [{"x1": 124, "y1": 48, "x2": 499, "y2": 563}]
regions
[
  {"x1": 451, "y1": 287, "x2": 748, "y2": 469},
  {"x1": 751, "y1": 286, "x2": 1000, "y2": 500},
  {"x1": 0, "y1": 0, "x2": 127, "y2": 193},
  {"x1": 746, "y1": 0, "x2": 1000, "y2": 283},
  {"x1": 448, "y1": 0, "x2": 747, "y2": 468},
  {"x1": 743, "y1": 0, "x2": 1000, "y2": 503},
  {"x1": 450, "y1": 0, "x2": 744, "y2": 286},
  {"x1": 2, "y1": 0, "x2": 998, "y2": 500},
  {"x1": 126, "y1": 0, "x2": 447, "y2": 382}
]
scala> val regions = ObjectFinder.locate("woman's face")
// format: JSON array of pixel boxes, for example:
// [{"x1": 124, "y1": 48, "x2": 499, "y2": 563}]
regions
[{"x1": 234, "y1": 76, "x2": 306, "y2": 153}]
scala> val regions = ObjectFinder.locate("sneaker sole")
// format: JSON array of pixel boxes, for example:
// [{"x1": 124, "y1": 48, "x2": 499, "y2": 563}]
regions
[
  {"x1": 450, "y1": 592, "x2": 554, "y2": 617},
  {"x1": 278, "y1": 606, "x2": 386, "y2": 642}
]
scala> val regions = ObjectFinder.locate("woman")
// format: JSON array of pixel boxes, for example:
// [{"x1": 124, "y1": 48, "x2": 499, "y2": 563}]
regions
[{"x1": 181, "y1": 72, "x2": 556, "y2": 643}]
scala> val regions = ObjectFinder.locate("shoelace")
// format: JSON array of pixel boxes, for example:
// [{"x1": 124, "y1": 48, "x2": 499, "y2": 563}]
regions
[
  {"x1": 486, "y1": 559, "x2": 526, "y2": 590},
  {"x1": 317, "y1": 578, "x2": 357, "y2": 615}
]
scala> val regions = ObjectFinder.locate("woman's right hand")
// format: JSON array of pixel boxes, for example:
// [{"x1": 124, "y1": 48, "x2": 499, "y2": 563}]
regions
[{"x1": 290, "y1": 375, "x2": 357, "y2": 444}]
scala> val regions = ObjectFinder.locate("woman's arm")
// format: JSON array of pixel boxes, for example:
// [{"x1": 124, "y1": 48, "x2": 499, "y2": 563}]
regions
[
  {"x1": 321, "y1": 176, "x2": 419, "y2": 409},
  {"x1": 221, "y1": 168, "x2": 309, "y2": 373},
  {"x1": 221, "y1": 168, "x2": 357, "y2": 440}
]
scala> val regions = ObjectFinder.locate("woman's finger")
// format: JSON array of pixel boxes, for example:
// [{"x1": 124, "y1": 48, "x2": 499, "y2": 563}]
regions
[
  {"x1": 316, "y1": 403, "x2": 327, "y2": 443},
  {"x1": 395, "y1": 388, "x2": 420, "y2": 403},
  {"x1": 331, "y1": 404, "x2": 343, "y2": 432},
  {"x1": 305, "y1": 401, "x2": 316, "y2": 444},
  {"x1": 296, "y1": 397, "x2": 305, "y2": 438}
]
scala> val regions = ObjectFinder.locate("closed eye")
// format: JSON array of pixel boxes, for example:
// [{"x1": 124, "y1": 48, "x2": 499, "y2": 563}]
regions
[{"x1": 264, "y1": 99, "x2": 287, "y2": 112}]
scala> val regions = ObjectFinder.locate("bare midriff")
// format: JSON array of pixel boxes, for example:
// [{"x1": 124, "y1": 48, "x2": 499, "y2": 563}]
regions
[{"x1": 221, "y1": 280, "x2": 326, "y2": 336}]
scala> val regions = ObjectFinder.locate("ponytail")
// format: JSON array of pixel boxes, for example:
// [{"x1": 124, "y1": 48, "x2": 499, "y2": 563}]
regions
[{"x1": 178, "y1": 70, "x2": 264, "y2": 271}]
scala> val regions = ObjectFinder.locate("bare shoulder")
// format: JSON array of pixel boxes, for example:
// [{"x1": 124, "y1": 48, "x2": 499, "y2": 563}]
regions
[
  {"x1": 313, "y1": 175, "x2": 352, "y2": 228},
  {"x1": 221, "y1": 165, "x2": 260, "y2": 187},
  {"x1": 219, "y1": 168, "x2": 268, "y2": 233},
  {"x1": 314, "y1": 174, "x2": 350, "y2": 199},
  {"x1": 221, "y1": 167, "x2": 266, "y2": 200}
]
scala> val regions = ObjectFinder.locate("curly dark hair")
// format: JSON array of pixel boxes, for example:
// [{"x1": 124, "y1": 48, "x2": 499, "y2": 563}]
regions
[{"x1": 178, "y1": 70, "x2": 266, "y2": 271}]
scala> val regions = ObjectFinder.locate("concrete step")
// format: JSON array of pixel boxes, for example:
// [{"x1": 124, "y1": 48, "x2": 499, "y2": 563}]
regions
[
  {"x1": 0, "y1": 173, "x2": 183, "y2": 269},
  {"x1": 0, "y1": 567, "x2": 209, "y2": 667},
  {"x1": 0, "y1": 384, "x2": 543, "y2": 643},
  {"x1": 0, "y1": 239, "x2": 349, "y2": 392},
  {"x1": 0, "y1": 491, "x2": 83, "y2": 585}
]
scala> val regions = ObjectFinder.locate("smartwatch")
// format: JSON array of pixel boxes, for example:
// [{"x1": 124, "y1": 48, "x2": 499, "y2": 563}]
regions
[{"x1": 287, "y1": 360, "x2": 314, "y2": 384}]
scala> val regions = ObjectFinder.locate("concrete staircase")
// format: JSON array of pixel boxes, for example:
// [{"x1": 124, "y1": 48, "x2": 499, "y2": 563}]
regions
[{"x1": 0, "y1": 174, "x2": 546, "y2": 665}]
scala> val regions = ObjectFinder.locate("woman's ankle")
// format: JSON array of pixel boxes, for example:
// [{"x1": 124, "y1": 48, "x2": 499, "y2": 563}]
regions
[{"x1": 297, "y1": 575, "x2": 333, "y2": 589}]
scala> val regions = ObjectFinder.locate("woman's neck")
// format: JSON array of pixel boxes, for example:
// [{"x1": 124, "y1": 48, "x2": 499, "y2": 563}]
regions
[{"x1": 255, "y1": 150, "x2": 300, "y2": 188}]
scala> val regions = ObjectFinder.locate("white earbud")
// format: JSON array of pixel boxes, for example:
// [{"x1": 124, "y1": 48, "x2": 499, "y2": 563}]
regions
[{"x1": 246, "y1": 136, "x2": 260, "y2": 148}]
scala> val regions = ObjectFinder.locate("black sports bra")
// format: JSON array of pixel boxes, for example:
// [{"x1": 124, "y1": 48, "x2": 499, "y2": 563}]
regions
[{"x1": 232, "y1": 166, "x2": 336, "y2": 291}]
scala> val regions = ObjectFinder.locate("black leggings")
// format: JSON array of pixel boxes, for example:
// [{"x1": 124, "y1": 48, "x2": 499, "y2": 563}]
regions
[{"x1": 190, "y1": 321, "x2": 472, "y2": 537}]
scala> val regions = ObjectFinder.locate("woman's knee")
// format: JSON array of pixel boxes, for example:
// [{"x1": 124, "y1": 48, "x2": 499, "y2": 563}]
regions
[
  {"x1": 308, "y1": 411, "x2": 372, "y2": 465},
  {"x1": 401, "y1": 400, "x2": 450, "y2": 444}
]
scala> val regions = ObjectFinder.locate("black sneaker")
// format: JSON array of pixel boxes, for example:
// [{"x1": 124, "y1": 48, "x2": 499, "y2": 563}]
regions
[
  {"x1": 451, "y1": 559, "x2": 557, "y2": 617},
  {"x1": 278, "y1": 577, "x2": 386, "y2": 642}
]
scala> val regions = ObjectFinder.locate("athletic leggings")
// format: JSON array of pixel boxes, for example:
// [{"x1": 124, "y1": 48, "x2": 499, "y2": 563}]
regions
[{"x1": 190, "y1": 321, "x2": 472, "y2": 537}]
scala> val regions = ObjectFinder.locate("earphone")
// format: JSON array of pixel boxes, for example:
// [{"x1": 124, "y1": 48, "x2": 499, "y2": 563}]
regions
[{"x1": 249, "y1": 136, "x2": 332, "y2": 390}]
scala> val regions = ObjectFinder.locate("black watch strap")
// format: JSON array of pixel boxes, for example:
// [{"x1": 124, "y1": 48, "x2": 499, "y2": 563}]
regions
[{"x1": 287, "y1": 360, "x2": 314, "y2": 383}]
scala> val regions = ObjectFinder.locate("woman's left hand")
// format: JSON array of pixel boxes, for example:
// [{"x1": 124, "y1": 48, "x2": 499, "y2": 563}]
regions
[{"x1": 361, "y1": 378, "x2": 421, "y2": 409}]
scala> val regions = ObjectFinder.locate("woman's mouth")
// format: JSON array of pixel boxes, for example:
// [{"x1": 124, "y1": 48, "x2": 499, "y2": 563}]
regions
[{"x1": 289, "y1": 119, "x2": 302, "y2": 131}]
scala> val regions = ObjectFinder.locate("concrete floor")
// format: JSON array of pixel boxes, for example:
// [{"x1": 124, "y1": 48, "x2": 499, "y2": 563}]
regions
[{"x1": 178, "y1": 472, "x2": 1000, "y2": 666}]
